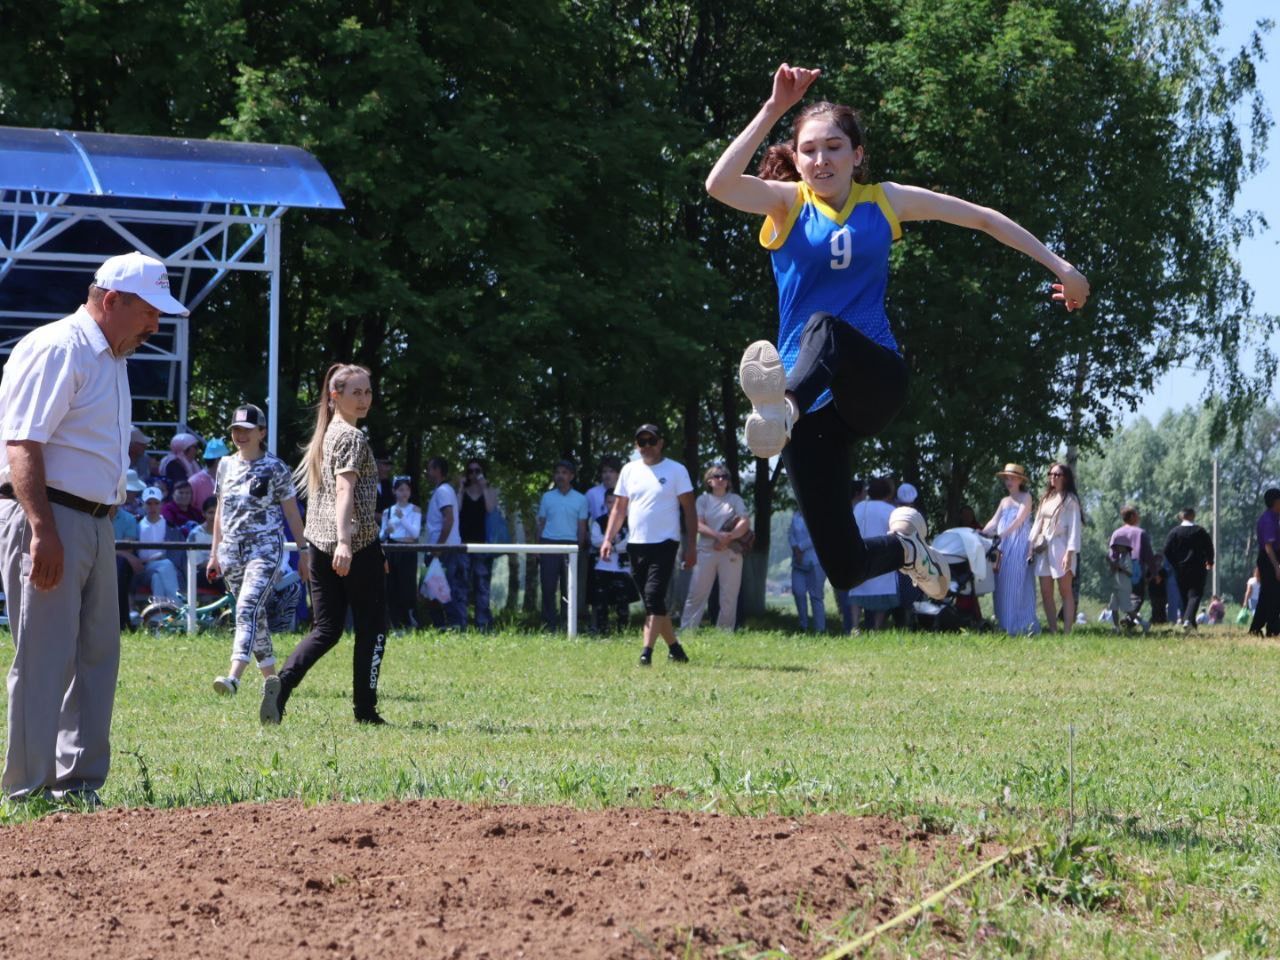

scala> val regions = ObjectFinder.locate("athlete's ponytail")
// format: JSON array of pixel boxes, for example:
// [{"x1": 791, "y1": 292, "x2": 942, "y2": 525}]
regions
[{"x1": 758, "y1": 142, "x2": 800, "y2": 182}]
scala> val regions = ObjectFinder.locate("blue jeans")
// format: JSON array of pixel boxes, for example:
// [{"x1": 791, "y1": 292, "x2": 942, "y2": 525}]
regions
[
  {"x1": 441, "y1": 553, "x2": 468, "y2": 629},
  {"x1": 791, "y1": 563, "x2": 826, "y2": 632},
  {"x1": 143, "y1": 558, "x2": 180, "y2": 600},
  {"x1": 465, "y1": 554, "x2": 492, "y2": 629}
]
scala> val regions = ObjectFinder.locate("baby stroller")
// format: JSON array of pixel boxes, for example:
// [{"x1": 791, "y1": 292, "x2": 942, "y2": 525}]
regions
[{"x1": 913, "y1": 528, "x2": 1000, "y2": 631}]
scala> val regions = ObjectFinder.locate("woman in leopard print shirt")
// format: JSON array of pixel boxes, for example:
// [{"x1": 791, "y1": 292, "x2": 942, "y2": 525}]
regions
[{"x1": 264, "y1": 363, "x2": 389, "y2": 726}]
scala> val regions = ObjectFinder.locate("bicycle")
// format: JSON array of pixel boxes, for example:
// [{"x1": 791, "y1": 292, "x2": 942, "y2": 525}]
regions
[{"x1": 139, "y1": 591, "x2": 234, "y2": 634}]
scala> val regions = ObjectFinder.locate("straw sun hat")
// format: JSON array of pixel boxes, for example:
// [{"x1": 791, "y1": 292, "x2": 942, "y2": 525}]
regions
[{"x1": 995, "y1": 463, "x2": 1030, "y2": 484}]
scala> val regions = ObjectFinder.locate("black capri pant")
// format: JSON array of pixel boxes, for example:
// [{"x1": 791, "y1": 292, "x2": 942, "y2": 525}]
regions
[{"x1": 782, "y1": 312, "x2": 909, "y2": 591}]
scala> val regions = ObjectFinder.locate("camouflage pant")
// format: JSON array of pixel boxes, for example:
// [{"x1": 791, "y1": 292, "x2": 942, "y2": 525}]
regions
[{"x1": 220, "y1": 536, "x2": 284, "y2": 667}]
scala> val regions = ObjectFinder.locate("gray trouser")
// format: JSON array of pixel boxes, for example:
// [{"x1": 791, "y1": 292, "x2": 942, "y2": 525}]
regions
[{"x1": 0, "y1": 500, "x2": 120, "y2": 799}]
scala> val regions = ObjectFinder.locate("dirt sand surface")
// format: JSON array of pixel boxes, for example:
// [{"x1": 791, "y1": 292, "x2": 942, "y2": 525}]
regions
[{"x1": 0, "y1": 799, "x2": 965, "y2": 958}]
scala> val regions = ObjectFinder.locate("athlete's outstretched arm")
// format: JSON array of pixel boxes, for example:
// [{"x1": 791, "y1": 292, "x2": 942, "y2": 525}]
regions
[
  {"x1": 882, "y1": 182, "x2": 1091, "y2": 310},
  {"x1": 705, "y1": 64, "x2": 816, "y2": 220}
]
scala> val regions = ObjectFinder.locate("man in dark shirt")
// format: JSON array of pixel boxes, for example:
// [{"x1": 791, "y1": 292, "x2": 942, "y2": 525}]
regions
[{"x1": 1162, "y1": 508, "x2": 1214, "y2": 630}]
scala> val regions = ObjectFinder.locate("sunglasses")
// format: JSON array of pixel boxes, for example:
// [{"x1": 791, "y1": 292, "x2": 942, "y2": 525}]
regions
[
  {"x1": 636, "y1": 436, "x2": 659, "y2": 447},
  {"x1": 708, "y1": 474, "x2": 729, "y2": 481},
  {"x1": 1049, "y1": 471, "x2": 1065, "y2": 478}
]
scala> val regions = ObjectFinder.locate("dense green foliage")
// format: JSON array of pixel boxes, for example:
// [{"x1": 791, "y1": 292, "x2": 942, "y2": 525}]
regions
[
  {"x1": 6, "y1": 624, "x2": 1280, "y2": 955},
  {"x1": 0, "y1": 0, "x2": 1273, "y2": 592}
]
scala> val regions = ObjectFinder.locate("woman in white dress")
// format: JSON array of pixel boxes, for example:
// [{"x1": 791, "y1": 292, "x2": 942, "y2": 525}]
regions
[{"x1": 1027, "y1": 462, "x2": 1083, "y2": 633}]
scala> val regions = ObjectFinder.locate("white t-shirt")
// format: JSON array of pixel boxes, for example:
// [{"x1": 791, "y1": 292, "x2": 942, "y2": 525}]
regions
[
  {"x1": 614, "y1": 457, "x2": 693, "y2": 544},
  {"x1": 426, "y1": 482, "x2": 462, "y2": 545},
  {"x1": 138, "y1": 515, "x2": 169, "y2": 562},
  {"x1": 851, "y1": 499, "x2": 897, "y2": 597}
]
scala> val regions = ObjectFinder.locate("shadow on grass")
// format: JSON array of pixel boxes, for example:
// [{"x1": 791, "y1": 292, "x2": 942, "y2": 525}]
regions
[
  {"x1": 707, "y1": 662, "x2": 815, "y2": 673},
  {"x1": 1094, "y1": 811, "x2": 1266, "y2": 857}
]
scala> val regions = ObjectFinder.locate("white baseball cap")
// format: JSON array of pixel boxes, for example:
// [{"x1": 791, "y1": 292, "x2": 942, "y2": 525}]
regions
[
  {"x1": 141, "y1": 486, "x2": 165, "y2": 503},
  {"x1": 897, "y1": 482, "x2": 918, "y2": 505},
  {"x1": 94, "y1": 252, "x2": 189, "y2": 316}
]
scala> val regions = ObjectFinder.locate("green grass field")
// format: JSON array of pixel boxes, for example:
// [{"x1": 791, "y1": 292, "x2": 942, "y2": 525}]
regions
[{"x1": 3, "y1": 621, "x2": 1279, "y2": 957}]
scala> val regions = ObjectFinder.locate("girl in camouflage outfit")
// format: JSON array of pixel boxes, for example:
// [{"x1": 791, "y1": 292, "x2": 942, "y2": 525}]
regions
[{"x1": 207, "y1": 403, "x2": 309, "y2": 724}]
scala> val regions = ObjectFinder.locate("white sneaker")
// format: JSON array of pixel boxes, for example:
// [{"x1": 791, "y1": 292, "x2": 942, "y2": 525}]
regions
[
  {"x1": 260, "y1": 676, "x2": 282, "y2": 725},
  {"x1": 212, "y1": 676, "x2": 239, "y2": 696},
  {"x1": 739, "y1": 340, "x2": 796, "y2": 458},
  {"x1": 889, "y1": 507, "x2": 950, "y2": 601}
]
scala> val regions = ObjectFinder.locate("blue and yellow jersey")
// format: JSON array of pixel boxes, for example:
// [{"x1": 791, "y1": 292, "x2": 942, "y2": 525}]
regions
[{"x1": 759, "y1": 180, "x2": 902, "y2": 412}]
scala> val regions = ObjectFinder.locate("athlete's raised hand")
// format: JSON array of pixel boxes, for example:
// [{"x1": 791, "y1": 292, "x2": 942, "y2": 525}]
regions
[
  {"x1": 1051, "y1": 266, "x2": 1090, "y2": 312},
  {"x1": 768, "y1": 63, "x2": 821, "y2": 112}
]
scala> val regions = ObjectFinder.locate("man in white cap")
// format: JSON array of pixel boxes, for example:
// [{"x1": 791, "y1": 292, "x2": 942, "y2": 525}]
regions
[{"x1": 0, "y1": 250, "x2": 187, "y2": 804}]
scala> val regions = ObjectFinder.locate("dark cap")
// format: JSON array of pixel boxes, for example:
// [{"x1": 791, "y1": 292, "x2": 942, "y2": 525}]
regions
[
  {"x1": 634, "y1": 423, "x2": 663, "y2": 440},
  {"x1": 555, "y1": 459, "x2": 577, "y2": 475},
  {"x1": 229, "y1": 403, "x2": 266, "y2": 430}
]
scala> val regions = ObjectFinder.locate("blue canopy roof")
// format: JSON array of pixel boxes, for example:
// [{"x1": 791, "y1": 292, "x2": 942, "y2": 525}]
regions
[{"x1": 0, "y1": 126, "x2": 343, "y2": 209}]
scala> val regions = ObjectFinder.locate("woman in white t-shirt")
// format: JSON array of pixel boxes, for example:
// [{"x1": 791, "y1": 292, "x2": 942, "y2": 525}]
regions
[{"x1": 681, "y1": 463, "x2": 752, "y2": 631}]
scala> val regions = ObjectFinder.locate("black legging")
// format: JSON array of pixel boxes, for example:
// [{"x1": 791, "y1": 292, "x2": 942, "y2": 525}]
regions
[
  {"x1": 1250, "y1": 550, "x2": 1280, "y2": 636},
  {"x1": 280, "y1": 540, "x2": 387, "y2": 717},
  {"x1": 782, "y1": 312, "x2": 909, "y2": 590}
]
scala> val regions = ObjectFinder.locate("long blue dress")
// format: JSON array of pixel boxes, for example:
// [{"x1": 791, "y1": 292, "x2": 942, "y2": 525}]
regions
[{"x1": 993, "y1": 503, "x2": 1040, "y2": 635}]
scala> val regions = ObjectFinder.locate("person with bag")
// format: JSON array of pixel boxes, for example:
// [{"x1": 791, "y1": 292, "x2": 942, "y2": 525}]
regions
[
  {"x1": 1027, "y1": 462, "x2": 1083, "y2": 634},
  {"x1": 263, "y1": 363, "x2": 387, "y2": 726},
  {"x1": 680, "y1": 463, "x2": 751, "y2": 631}
]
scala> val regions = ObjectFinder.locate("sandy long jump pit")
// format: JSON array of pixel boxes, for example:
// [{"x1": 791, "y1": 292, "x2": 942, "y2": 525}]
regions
[{"x1": 0, "y1": 799, "x2": 969, "y2": 958}]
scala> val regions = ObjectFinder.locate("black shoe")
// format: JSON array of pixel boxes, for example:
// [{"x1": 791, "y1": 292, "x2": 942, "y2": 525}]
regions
[
  {"x1": 638, "y1": 648, "x2": 653, "y2": 667},
  {"x1": 667, "y1": 642, "x2": 689, "y2": 664},
  {"x1": 355, "y1": 709, "x2": 387, "y2": 725}
]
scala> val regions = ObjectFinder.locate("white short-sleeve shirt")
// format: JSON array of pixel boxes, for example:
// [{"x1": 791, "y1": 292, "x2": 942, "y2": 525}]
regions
[
  {"x1": 0, "y1": 308, "x2": 131, "y2": 504},
  {"x1": 426, "y1": 482, "x2": 462, "y2": 545},
  {"x1": 614, "y1": 457, "x2": 693, "y2": 544}
]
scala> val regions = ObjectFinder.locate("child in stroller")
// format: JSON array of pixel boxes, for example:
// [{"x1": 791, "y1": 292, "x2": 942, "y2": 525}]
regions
[{"x1": 913, "y1": 528, "x2": 1001, "y2": 631}]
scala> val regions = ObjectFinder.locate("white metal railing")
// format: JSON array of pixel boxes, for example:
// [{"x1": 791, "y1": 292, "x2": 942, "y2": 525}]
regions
[{"x1": 111, "y1": 540, "x2": 580, "y2": 639}]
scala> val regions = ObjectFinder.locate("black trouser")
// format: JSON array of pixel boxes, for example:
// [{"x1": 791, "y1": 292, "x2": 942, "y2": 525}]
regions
[
  {"x1": 1250, "y1": 550, "x2": 1280, "y2": 636},
  {"x1": 280, "y1": 540, "x2": 387, "y2": 716},
  {"x1": 783, "y1": 312, "x2": 908, "y2": 590},
  {"x1": 1149, "y1": 575, "x2": 1168, "y2": 623},
  {"x1": 1174, "y1": 567, "x2": 1206, "y2": 626},
  {"x1": 385, "y1": 548, "x2": 418, "y2": 629},
  {"x1": 115, "y1": 555, "x2": 134, "y2": 630}
]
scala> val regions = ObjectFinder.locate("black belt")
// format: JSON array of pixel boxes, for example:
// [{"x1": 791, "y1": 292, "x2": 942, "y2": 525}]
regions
[{"x1": 0, "y1": 483, "x2": 112, "y2": 518}]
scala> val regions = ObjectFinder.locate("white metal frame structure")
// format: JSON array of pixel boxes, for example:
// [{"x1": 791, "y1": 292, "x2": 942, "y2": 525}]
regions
[
  {"x1": 0, "y1": 127, "x2": 343, "y2": 449},
  {"x1": 0, "y1": 192, "x2": 284, "y2": 437}
]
